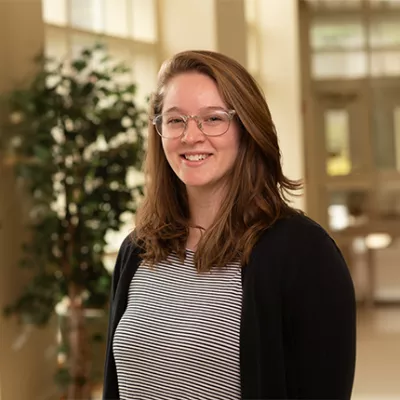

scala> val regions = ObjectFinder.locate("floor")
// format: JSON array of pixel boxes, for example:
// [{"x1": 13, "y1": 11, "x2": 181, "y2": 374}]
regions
[{"x1": 352, "y1": 306, "x2": 400, "y2": 400}]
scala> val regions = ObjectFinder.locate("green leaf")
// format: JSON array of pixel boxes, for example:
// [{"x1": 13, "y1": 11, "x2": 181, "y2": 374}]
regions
[{"x1": 33, "y1": 144, "x2": 52, "y2": 161}]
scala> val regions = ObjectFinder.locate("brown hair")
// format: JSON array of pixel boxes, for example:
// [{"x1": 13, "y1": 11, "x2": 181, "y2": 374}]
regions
[{"x1": 134, "y1": 50, "x2": 302, "y2": 271}]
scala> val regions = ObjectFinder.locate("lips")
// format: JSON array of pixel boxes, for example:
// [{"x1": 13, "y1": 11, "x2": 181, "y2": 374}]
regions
[
  {"x1": 180, "y1": 153, "x2": 213, "y2": 161},
  {"x1": 183, "y1": 154, "x2": 209, "y2": 161}
]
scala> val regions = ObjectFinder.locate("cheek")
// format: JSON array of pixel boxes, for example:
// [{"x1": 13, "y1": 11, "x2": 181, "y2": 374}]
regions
[
  {"x1": 227, "y1": 129, "x2": 241, "y2": 157},
  {"x1": 161, "y1": 138, "x2": 176, "y2": 166},
  {"x1": 161, "y1": 138, "x2": 171, "y2": 157}
]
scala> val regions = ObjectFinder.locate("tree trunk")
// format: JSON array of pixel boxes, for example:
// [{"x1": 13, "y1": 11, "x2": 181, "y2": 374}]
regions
[{"x1": 67, "y1": 286, "x2": 91, "y2": 399}]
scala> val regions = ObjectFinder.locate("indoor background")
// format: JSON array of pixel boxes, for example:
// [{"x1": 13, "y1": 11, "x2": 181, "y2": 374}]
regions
[{"x1": 0, "y1": 0, "x2": 399, "y2": 399}]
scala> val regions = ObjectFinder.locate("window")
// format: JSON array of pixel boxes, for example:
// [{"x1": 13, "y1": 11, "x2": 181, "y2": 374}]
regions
[
  {"x1": 42, "y1": 0, "x2": 159, "y2": 105},
  {"x1": 310, "y1": 17, "x2": 367, "y2": 79},
  {"x1": 312, "y1": 51, "x2": 367, "y2": 78},
  {"x1": 309, "y1": 9, "x2": 400, "y2": 79},
  {"x1": 370, "y1": 17, "x2": 400, "y2": 47},
  {"x1": 370, "y1": 51, "x2": 400, "y2": 76},
  {"x1": 310, "y1": 20, "x2": 365, "y2": 50},
  {"x1": 324, "y1": 109, "x2": 352, "y2": 176},
  {"x1": 70, "y1": 0, "x2": 103, "y2": 32}
]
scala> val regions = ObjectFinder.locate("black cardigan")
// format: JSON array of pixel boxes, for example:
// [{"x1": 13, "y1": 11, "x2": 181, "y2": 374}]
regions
[{"x1": 102, "y1": 214, "x2": 356, "y2": 400}]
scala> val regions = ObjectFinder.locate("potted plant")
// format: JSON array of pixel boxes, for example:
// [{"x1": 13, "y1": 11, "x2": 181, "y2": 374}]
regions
[{"x1": 1, "y1": 43, "x2": 146, "y2": 399}]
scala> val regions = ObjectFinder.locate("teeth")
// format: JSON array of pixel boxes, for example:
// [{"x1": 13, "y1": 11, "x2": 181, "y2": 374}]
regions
[{"x1": 184, "y1": 154, "x2": 209, "y2": 161}]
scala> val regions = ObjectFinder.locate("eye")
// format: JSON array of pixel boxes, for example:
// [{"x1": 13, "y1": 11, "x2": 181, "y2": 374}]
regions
[
  {"x1": 203, "y1": 112, "x2": 226, "y2": 124},
  {"x1": 207, "y1": 115, "x2": 222, "y2": 122},
  {"x1": 166, "y1": 116, "x2": 185, "y2": 125}
]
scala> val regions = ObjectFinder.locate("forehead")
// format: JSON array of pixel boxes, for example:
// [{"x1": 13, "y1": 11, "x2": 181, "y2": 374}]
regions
[{"x1": 161, "y1": 72, "x2": 226, "y2": 112}]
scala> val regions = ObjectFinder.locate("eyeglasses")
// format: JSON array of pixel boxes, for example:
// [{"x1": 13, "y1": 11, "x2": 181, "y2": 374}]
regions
[{"x1": 152, "y1": 109, "x2": 236, "y2": 139}]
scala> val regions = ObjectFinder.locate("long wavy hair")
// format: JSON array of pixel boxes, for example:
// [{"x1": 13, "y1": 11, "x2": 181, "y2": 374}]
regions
[{"x1": 134, "y1": 50, "x2": 302, "y2": 271}]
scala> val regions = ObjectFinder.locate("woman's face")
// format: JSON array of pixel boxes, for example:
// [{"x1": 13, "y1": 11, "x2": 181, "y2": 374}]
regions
[{"x1": 160, "y1": 72, "x2": 240, "y2": 194}]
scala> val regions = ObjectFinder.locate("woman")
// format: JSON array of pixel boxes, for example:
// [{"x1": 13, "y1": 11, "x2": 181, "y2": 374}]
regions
[{"x1": 103, "y1": 50, "x2": 356, "y2": 400}]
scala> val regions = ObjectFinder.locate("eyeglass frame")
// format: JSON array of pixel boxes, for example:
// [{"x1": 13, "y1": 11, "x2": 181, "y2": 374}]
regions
[{"x1": 151, "y1": 109, "x2": 237, "y2": 139}]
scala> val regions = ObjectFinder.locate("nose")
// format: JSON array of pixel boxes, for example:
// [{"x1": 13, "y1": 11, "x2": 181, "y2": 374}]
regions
[{"x1": 181, "y1": 118, "x2": 205, "y2": 144}]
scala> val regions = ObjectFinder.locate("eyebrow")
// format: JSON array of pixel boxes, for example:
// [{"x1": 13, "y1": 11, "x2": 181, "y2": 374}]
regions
[{"x1": 163, "y1": 106, "x2": 227, "y2": 113}]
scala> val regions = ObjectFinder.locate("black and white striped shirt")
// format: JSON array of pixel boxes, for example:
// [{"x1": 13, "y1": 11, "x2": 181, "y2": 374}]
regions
[{"x1": 113, "y1": 249, "x2": 242, "y2": 400}]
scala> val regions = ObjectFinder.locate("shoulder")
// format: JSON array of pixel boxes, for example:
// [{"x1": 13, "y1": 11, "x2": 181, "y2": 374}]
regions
[
  {"x1": 254, "y1": 213, "x2": 333, "y2": 255},
  {"x1": 119, "y1": 232, "x2": 137, "y2": 261},
  {"x1": 249, "y1": 213, "x2": 349, "y2": 285},
  {"x1": 112, "y1": 232, "x2": 141, "y2": 281}
]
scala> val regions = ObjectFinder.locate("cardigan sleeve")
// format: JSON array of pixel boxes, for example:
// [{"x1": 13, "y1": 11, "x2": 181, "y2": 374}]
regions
[
  {"x1": 108, "y1": 234, "x2": 133, "y2": 303},
  {"x1": 283, "y1": 223, "x2": 356, "y2": 400},
  {"x1": 102, "y1": 234, "x2": 134, "y2": 400}
]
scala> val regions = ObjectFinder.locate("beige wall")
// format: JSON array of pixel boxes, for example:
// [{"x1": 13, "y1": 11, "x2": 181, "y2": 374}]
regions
[
  {"x1": 159, "y1": 0, "x2": 217, "y2": 59},
  {"x1": 215, "y1": 0, "x2": 247, "y2": 66},
  {"x1": 0, "y1": 2, "x2": 57, "y2": 399},
  {"x1": 159, "y1": 0, "x2": 247, "y2": 65},
  {"x1": 256, "y1": 0, "x2": 305, "y2": 210}
]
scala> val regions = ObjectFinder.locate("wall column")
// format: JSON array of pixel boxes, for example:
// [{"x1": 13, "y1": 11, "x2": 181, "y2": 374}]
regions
[
  {"x1": 257, "y1": 0, "x2": 305, "y2": 210},
  {"x1": 215, "y1": 0, "x2": 247, "y2": 66},
  {"x1": 0, "y1": 2, "x2": 57, "y2": 399},
  {"x1": 158, "y1": 0, "x2": 247, "y2": 65}
]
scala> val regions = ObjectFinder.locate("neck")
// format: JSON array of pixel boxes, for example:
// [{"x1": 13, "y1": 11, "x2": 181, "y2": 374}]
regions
[
  {"x1": 185, "y1": 185, "x2": 226, "y2": 250},
  {"x1": 187, "y1": 185, "x2": 226, "y2": 229}
]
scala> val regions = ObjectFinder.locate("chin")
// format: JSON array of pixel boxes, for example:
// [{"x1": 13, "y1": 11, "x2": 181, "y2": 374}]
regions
[
  {"x1": 182, "y1": 179, "x2": 211, "y2": 188},
  {"x1": 178, "y1": 170, "x2": 230, "y2": 191},
  {"x1": 179, "y1": 174, "x2": 211, "y2": 187}
]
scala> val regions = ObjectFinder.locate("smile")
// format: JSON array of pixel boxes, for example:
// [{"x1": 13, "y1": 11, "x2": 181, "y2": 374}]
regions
[{"x1": 182, "y1": 154, "x2": 211, "y2": 161}]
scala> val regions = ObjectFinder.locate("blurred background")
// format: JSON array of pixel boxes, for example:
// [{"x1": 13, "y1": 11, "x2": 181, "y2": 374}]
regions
[{"x1": 0, "y1": 0, "x2": 400, "y2": 399}]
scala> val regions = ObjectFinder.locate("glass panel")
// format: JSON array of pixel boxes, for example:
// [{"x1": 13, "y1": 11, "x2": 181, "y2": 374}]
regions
[
  {"x1": 395, "y1": 107, "x2": 400, "y2": 171},
  {"x1": 70, "y1": 0, "x2": 104, "y2": 32},
  {"x1": 310, "y1": 21, "x2": 365, "y2": 50},
  {"x1": 324, "y1": 109, "x2": 352, "y2": 176},
  {"x1": 312, "y1": 51, "x2": 367, "y2": 79},
  {"x1": 370, "y1": 19, "x2": 400, "y2": 47},
  {"x1": 328, "y1": 190, "x2": 370, "y2": 231},
  {"x1": 42, "y1": 0, "x2": 67, "y2": 26},
  {"x1": 131, "y1": 0, "x2": 157, "y2": 43},
  {"x1": 104, "y1": 0, "x2": 129, "y2": 37},
  {"x1": 370, "y1": 51, "x2": 400, "y2": 76}
]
